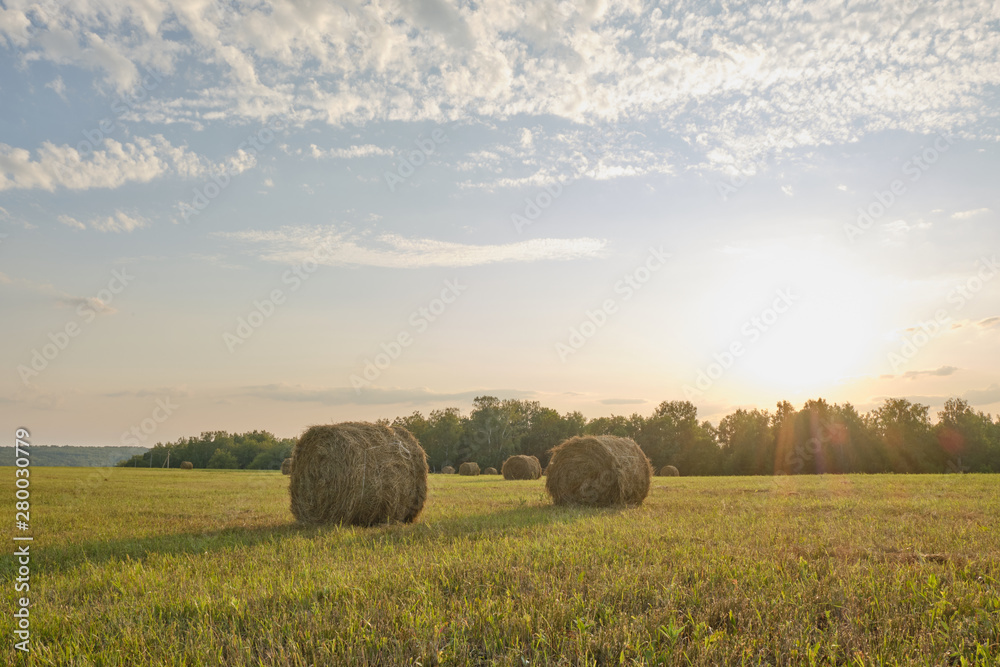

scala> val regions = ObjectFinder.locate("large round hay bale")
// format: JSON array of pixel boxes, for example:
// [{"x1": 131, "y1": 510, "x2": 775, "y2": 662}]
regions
[
  {"x1": 545, "y1": 435, "x2": 652, "y2": 507},
  {"x1": 659, "y1": 465, "x2": 679, "y2": 477},
  {"x1": 289, "y1": 422, "x2": 428, "y2": 526},
  {"x1": 459, "y1": 461, "x2": 480, "y2": 476},
  {"x1": 281, "y1": 458, "x2": 293, "y2": 475},
  {"x1": 180, "y1": 461, "x2": 194, "y2": 470},
  {"x1": 484, "y1": 467, "x2": 498, "y2": 475},
  {"x1": 502, "y1": 454, "x2": 542, "y2": 480},
  {"x1": 441, "y1": 466, "x2": 455, "y2": 474}
]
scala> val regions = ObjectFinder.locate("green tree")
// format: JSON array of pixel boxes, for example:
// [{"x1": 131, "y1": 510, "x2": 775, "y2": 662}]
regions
[
  {"x1": 638, "y1": 401, "x2": 719, "y2": 474},
  {"x1": 520, "y1": 408, "x2": 585, "y2": 465},
  {"x1": 420, "y1": 408, "x2": 464, "y2": 470},
  {"x1": 462, "y1": 397, "x2": 536, "y2": 468},
  {"x1": 935, "y1": 398, "x2": 996, "y2": 472},
  {"x1": 869, "y1": 398, "x2": 938, "y2": 473},
  {"x1": 718, "y1": 408, "x2": 773, "y2": 475},
  {"x1": 206, "y1": 448, "x2": 239, "y2": 469}
]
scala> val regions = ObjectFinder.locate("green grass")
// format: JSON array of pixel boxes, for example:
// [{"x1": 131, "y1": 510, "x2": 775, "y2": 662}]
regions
[{"x1": 3, "y1": 468, "x2": 1000, "y2": 666}]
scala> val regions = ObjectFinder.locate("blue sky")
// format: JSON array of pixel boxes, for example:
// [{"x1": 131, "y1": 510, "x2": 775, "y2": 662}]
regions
[{"x1": 1, "y1": 0, "x2": 999, "y2": 446}]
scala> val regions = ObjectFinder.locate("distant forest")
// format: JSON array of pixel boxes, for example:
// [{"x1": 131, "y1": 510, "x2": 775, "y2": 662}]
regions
[
  {"x1": 116, "y1": 396, "x2": 1000, "y2": 475},
  {"x1": 0, "y1": 445, "x2": 147, "y2": 467}
]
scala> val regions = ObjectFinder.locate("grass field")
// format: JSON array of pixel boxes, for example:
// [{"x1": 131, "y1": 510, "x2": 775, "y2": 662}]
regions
[{"x1": 3, "y1": 468, "x2": 1000, "y2": 666}]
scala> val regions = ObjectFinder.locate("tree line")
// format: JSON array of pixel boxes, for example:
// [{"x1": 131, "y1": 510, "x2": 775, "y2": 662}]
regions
[{"x1": 119, "y1": 396, "x2": 1000, "y2": 475}]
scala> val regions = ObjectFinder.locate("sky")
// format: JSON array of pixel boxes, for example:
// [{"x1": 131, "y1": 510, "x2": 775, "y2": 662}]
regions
[{"x1": 1, "y1": 0, "x2": 999, "y2": 447}]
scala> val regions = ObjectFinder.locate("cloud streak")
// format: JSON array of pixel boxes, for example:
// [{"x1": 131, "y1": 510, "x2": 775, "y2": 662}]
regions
[
  {"x1": 215, "y1": 225, "x2": 607, "y2": 269},
  {"x1": 243, "y1": 384, "x2": 536, "y2": 406}
]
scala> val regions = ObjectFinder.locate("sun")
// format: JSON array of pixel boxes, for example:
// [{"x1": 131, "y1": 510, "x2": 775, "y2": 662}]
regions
[{"x1": 710, "y1": 241, "x2": 888, "y2": 396}]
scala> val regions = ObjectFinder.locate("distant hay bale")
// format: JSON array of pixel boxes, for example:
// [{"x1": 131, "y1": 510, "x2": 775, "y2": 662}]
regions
[
  {"x1": 288, "y1": 422, "x2": 428, "y2": 526},
  {"x1": 660, "y1": 465, "x2": 679, "y2": 477},
  {"x1": 545, "y1": 435, "x2": 652, "y2": 507},
  {"x1": 179, "y1": 461, "x2": 193, "y2": 470},
  {"x1": 484, "y1": 467, "x2": 498, "y2": 475},
  {"x1": 441, "y1": 466, "x2": 455, "y2": 474},
  {"x1": 459, "y1": 462, "x2": 480, "y2": 476},
  {"x1": 502, "y1": 454, "x2": 542, "y2": 480},
  {"x1": 281, "y1": 458, "x2": 293, "y2": 475}
]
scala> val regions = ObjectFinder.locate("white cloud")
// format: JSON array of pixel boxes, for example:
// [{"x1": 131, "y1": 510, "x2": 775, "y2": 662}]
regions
[
  {"x1": 951, "y1": 208, "x2": 991, "y2": 219},
  {"x1": 57, "y1": 214, "x2": 86, "y2": 230},
  {"x1": 308, "y1": 144, "x2": 393, "y2": 159},
  {"x1": 0, "y1": 135, "x2": 209, "y2": 192},
  {"x1": 59, "y1": 211, "x2": 148, "y2": 233},
  {"x1": 90, "y1": 210, "x2": 149, "y2": 233},
  {"x1": 215, "y1": 225, "x2": 607, "y2": 269},
  {"x1": 45, "y1": 75, "x2": 67, "y2": 100},
  {"x1": 5, "y1": 0, "x2": 997, "y2": 170}
]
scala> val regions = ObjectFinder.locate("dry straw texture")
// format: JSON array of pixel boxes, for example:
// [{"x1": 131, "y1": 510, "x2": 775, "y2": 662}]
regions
[
  {"x1": 484, "y1": 467, "x2": 498, "y2": 475},
  {"x1": 281, "y1": 458, "x2": 293, "y2": 475},
  {"x1": 288, "y1": 422, "x2": 428, "y2": 526},
  {"x1": 545, "y1": 435, "x2": 652, "y2": 507},
  {"x1": 459, "y1": 462, "x2": 480, "y2": 476},
  {"x1": 179, "y1": 461, "x2": 194, "y2": 470},
  {"x1": 502, "y1": 454, "x2": 542, "y2": 480},
  {"x1": 441, "y1": 466, "x2": 455, "y2": 474},
  {"x1": 660, "y1": 465, "x2": 680, "y2": 477}
]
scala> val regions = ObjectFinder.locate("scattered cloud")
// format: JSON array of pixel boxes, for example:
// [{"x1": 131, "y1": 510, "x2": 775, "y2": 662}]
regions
[
  {"x1": 306, "y1": 144, "x2": 393, "y2": 159},
  {"x1": 7, "y1": 0, "x2": 994, "y2": 169},
  {"x1": 216, "y1": 225, "x2": 607, "y2": 269},
  {"x1": 0, "y1": 136, "x2": 210, "y2": 192},
  {"x1": 45, "y1": 75, "x2": 67, "y2": 100},
  {"x1": 951, "y1": 208, "x2": 991, "y2": 220},
  {"x1": 59, "y1": 210, "x2": 149, "y2": 233}
]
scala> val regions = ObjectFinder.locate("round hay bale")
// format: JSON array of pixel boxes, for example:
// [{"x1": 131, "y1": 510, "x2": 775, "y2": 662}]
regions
[
  {"x1": 660, "y1": 465, "x2": 679, "y2": 477},
  {"x1": 545, "y1": 435, "x2": 652, "y2": 507},
  {"x1": 458, "y1": 461, "x2": 480, "y2": 476},
  {"x1": 179, "y1": 461, "x2": 194, "y2": 470},
  {"x1": 289, "y1": 422, "x2": 428, "y2": 526},
  {"x1": 281, "y1": 458, "x2": 293, "y2": 475},
  {"x1": 441, "y1": 466, "x2": 455, "y2": 474},
  {"x1": 502, "y1": 454, "x2": 542, "y2": 480},
  {"x1": 484, "y1": 467, "x2": 498, "y2": 475}
]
